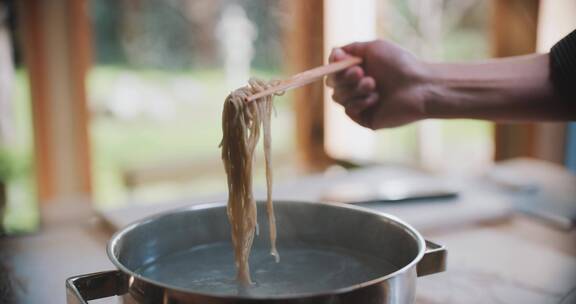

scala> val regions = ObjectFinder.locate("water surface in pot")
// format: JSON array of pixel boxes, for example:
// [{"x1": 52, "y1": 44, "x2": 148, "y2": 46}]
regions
[{"x1": 135, "y1": 240, "x2": 399, "y2": 297}]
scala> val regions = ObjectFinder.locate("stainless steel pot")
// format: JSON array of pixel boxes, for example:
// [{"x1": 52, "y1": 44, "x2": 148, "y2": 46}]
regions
[{"x1": 67, "y1": 201, "x2": 446, "y2": 304}]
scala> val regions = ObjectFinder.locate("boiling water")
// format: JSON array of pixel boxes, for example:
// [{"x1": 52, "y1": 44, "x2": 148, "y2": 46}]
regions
[{"x1": 135, "y1": 242, "x2": 397, "y2": 297}]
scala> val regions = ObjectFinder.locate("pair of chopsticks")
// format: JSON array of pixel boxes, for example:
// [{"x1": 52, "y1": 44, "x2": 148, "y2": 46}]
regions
[{"x1": 245, "y1": 56, "x2": 362, "y2": 102}]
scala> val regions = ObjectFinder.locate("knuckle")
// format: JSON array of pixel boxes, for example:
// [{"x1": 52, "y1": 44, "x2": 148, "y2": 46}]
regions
[
  {"x1": 331, "y1": 93, "x2": 340, "y2": 101},
  {"x1": 344, "y1": 106, "x2": 355, "y2": 116}
]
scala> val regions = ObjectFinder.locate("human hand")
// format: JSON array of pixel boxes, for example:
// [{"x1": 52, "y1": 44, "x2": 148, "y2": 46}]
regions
[{"x1": 326, "y1": 40, "x2": 430, "y2": 129}]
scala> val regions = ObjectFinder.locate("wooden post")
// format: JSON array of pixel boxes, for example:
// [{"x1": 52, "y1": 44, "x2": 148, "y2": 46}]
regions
[
  {"x1": 286, "y1": 0, "x2": 333, "y2": 172},
  {"x1": 491, "y1": 0, "x2": 540, "y2": 161},
  {"x1": 18, "y1": 0, "x2": 92, "y2": 202}
]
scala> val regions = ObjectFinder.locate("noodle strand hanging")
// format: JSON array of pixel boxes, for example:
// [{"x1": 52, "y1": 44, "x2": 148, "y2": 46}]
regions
[{"x1": 220, "y1": 78, "x2": 279, "y2": 285}]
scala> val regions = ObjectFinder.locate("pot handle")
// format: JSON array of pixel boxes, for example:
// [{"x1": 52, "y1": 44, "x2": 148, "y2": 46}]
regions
[
  {"x1": 66, "y1": 270, "x2": 129, "y2": 304},
  {"x1": 417, "y1": 240, "x2": 447, "y2": 277}
]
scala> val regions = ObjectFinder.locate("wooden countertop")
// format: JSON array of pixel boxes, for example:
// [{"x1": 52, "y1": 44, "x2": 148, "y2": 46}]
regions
[
  {"x1": 2, "y1": 167, "x2": 576, "y2": 303},
  {"x1": 416, "y1": 216, "x2": 576, "y2": 304}
]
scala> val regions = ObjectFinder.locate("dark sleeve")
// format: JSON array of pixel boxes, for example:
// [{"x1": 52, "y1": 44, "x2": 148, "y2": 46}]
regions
[{"x1": 550, "y1": 29, "x2": 576, "y2": 101}]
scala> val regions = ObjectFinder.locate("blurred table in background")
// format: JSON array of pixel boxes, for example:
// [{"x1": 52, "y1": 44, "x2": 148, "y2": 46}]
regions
[
  {"x1": 103, "y1": 166, "x2": 513, "y2": 232},
  {"x1": 2, "y1": 165, "x2": 576, "y2": 303}
]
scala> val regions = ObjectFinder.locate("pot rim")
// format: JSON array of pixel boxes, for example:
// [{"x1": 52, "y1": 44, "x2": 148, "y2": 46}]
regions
[{"x1": 107, "y1": 200, "x2": 426, "y2": 300}]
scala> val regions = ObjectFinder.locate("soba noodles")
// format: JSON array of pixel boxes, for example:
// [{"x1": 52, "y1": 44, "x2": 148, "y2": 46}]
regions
[{"x1": 220, "y1": 78, "x2": 280, "y2": 285}]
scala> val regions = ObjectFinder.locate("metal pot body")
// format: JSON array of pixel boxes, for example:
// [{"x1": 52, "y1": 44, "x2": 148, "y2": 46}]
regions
[{"x1": 67, "y1": 201, "x2": 446, "y2": 304}]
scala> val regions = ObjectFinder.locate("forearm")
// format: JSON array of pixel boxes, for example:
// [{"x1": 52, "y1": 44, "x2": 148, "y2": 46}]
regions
[{"x1": 422, "y1": 54, "x2": 576, "y2": 121}]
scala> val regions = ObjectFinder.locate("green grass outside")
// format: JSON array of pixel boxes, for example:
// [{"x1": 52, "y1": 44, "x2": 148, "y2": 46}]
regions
[
  {"x1": 89, "y1": 66, "x2": 294, "y2": 207},
  {"x1": 2, "y1": 70, "x2": 38, "y2": 234}
]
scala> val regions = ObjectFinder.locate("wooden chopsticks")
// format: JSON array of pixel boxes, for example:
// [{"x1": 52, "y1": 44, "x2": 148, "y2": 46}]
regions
[{"x1": 245, "y1": 56, "x2": 362, "y2": 102}]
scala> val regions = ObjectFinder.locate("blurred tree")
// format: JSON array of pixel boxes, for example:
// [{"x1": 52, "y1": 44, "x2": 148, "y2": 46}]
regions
[
  {"x1": 238, "y1": 0, "x2": 283, "y2": 70},
  {"x1": 90, "y1": 0, "x2": 283, "y2": 71},
  {"x1": 379, "y1": 0, "x2": 487, "y2": 60},
  {"x1": 91, "y1": 0, "x2": 125, "y2": 64},
  {"x1": 120, "y1": 0, "x2": 193, "y2": 68},
  {"x1": 182, "y1": 0, "x2": 221, "y2": 68}
]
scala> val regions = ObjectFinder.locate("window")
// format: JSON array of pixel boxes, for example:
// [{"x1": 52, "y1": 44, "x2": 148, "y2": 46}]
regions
[
  {"x1": 88, "y1": 0, "x2": 297, "y2": 208},
  {"x1": 324, "y1": 0, "x2": 494, "y2": 174},
  {"x1": 1, "y1": 1, "x2": 37, "y2": 233}
]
